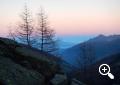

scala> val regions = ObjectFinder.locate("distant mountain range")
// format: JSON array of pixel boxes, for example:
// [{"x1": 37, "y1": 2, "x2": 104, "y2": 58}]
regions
[
  {"x1": 59, "y1": 35, "x2": 120, "y2": 67},
  {"x1": 58, "y1": 41, "x2": 75, "y2": 49}
]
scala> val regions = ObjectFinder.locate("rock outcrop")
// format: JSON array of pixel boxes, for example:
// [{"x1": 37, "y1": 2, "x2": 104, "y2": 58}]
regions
[{"x1": 51, "y1": 74, "x2": 67, "y2": 85}]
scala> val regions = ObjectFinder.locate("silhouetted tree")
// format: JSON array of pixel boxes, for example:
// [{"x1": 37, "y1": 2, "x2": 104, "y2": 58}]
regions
[
  {"x1": 17, "y1": 4, "x2": 35, "y2": 47},
  {"x1": 77, "y1": 42, "x2": 96, "y2": 82},
  {"x1": 77, "y1": 42, "x2": 95, "y2": 68},
  {"x1": 37, "y1": 8, "x2": 58, "y2": 53},
  {"x1": 8, "y1": 28, "x2": 16, "y2": 41}
]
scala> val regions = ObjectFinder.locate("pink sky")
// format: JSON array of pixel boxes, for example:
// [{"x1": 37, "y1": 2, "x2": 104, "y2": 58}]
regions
[{"x1": 0, "y1": 0, "x2": 120, "y2": 36}]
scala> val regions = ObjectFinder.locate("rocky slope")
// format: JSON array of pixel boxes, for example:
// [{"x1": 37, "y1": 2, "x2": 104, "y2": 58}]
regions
[{"x1": 0, "y1": 37, "x2": 85, "y2": 85}]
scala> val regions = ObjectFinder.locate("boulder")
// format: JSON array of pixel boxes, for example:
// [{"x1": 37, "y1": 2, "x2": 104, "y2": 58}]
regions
[
  {"x1": 51, "y1": 74, "x2": 68, "y2": 85},
  {"x1": 71, "y1": 79, "x2": 86, "y2": 85}
]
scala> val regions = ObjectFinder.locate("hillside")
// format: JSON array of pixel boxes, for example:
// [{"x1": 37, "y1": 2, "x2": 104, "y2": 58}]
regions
[
  {"x1": 0, "y1": 37, "x2": 85, "y2": 85},
  {"x1": 74, "y1": 53, "x2": 120, "y2": 85},
  {"x1": 59, "y1": 35, "x2": 120, "y2": 66}
]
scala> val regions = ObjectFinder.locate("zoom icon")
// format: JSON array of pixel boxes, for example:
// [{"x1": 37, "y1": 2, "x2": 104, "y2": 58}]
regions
[{"x1": 99, "y1": 64, "x2": 114, "y2": 79}]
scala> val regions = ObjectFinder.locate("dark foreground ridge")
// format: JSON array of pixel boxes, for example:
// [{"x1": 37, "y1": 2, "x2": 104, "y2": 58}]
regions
[
  {"x1": 0, "y1": 37, "x2": 85, "y2": 85},
  {"x1": 74, "y1": 53, "x2": 120, "y2": 85}
]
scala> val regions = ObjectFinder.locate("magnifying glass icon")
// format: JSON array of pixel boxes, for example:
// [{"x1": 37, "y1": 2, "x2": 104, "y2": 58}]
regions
[{"x1": 99, "y1": 64, "x2": 114, "y2": 79}]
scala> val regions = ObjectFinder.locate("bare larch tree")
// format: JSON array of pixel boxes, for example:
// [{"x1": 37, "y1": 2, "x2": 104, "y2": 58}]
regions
[
  {"x1": 17, "y1": 5, "x2": 34, "y2": 47},
  {"x1": 8, "y1": 28, "x2": 16, "y2": 41},
  {"x1": 37, "y1": 8, "x2": 58, "y2": 53}
]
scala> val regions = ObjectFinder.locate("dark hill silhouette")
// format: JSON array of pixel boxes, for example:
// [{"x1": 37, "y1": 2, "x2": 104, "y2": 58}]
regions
[
  {"x1": 74, "y1": 53, "x2": 120, "y2": 85},
  {"x1": 0, "y1": 37, "x2": 85, "y2": 85}
]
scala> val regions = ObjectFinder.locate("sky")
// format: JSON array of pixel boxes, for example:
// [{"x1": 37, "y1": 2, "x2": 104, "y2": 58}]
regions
[{"x1": 0, "y1": 0, "x2": 120, "y2": 44}]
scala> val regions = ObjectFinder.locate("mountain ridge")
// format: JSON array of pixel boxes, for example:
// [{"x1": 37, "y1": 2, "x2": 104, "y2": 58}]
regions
[{"x1": 59, "y1": 34, "x2": 120, "y2": 66}]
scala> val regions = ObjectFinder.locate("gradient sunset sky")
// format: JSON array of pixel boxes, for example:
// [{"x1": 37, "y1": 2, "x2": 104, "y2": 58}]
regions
[{"x1": 0, "y1": 0, "x2": 120, "y2": 41}]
